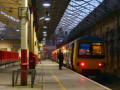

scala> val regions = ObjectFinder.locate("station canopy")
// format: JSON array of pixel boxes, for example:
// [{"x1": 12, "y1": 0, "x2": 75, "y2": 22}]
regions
[
  {"x1": 0, "y1": 0, "x2": 21, "y2": 28},
  {"x1": 55, "y1": 0, "x2": 104, "y2": 35},
  {"x1": 0, "y1": 0, "x2": 22, "y2": 40},
  {"x1": 0, "y1": 0, "x2": 70, "y2": 41}
]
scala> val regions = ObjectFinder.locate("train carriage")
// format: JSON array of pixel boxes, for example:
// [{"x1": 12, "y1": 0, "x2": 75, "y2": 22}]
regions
[{"x1": 63, "y1": 36, "x2": 107, "y2": 74}]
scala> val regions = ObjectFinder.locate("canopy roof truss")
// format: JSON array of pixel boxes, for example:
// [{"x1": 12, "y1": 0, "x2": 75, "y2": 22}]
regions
[{"x1": 55, "y1": 0, "x2": 104, "y2": 34}]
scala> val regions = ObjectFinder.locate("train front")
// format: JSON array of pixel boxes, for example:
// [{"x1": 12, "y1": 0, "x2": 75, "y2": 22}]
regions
[{"x1": 74, "y1": 42, "x2": 106, "y2": 75}]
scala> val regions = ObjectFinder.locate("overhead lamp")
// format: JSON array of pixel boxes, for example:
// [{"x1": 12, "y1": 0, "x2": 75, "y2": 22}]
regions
[
  {"x1": 43, "y1": 32, "x2": 47, "y2": 36},
  {"x1": 39, "y1": 17, "x2": 45, "y2": 21},
  {"x1": 43, "y1": 31, "x2": 47, "y2": 34},
  {"x1": 45, "y1": 17, "x2": 50, "y2": 21},
  {"x1": 16, "y1": 29, "x2": 20, "y2": 32},
  {"x1": 43, "y1": 26, "x2": 47, "y2": 29},
  {"x1": 43, "y1": 33, "x2": 47, "y2": 37},
  {"x1": 43, "y1": 38, "x2": 46, "y2": 41},
  {"x1": 43, "y1": 0, "x2": 51, "y2": 7},
  {"x1": 45, "y1": 12, "x2": 50, "y2": 21},
  {"x1": 39, "y1": 43, "x2": 44, "y2": 47}
]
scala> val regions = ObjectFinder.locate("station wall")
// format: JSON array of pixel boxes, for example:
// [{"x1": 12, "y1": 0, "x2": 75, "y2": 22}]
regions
[{"x1": 0, "y1": 40, "x2": 20, "y2": 52}]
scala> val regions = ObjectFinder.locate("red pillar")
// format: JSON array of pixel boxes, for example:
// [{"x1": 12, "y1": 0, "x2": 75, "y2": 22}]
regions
[
  {"x1": 29, "y1": 52, "x2": 35, "y2": 69},
  {"x1": 21, "y1": 49, "x2": 27, "y2": 85}
]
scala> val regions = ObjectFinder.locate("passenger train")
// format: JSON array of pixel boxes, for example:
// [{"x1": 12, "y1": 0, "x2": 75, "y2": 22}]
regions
[{"x1": 52, "y1": 36, "x2": 107, "y2": 74}]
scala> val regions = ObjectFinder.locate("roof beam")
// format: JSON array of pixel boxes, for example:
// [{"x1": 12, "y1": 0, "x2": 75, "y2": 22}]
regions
[
  {"x1": 64, "y1": 12, "x2": 84, "y2": 20},
  {"x1": 68, "y1": 5, "x2": 88, "y2": 15},
  {"x1": 70, "y1": 1, "x2": 93, "y2": 11}
]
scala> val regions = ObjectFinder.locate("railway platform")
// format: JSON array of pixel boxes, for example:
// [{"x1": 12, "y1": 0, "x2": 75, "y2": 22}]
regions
[{"x1": 0, "y1": 59, "x2": 111, "y2": 90}]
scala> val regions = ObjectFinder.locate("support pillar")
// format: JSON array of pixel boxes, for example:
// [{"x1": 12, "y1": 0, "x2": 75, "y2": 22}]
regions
[
  {"x1": 29, "y1": 7, "x2": 35, "y2": 69},
  {"x1": 34, "y1": 30, "x2": 38, "y2": 55},
  {"x1": 21, "y1": 0, "x2": 28, "y2": 85}
]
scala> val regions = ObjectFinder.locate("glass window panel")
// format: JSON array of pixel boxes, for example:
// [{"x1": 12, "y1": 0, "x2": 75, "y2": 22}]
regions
[
  {"x1": 84, "y1": 0, "x2": 92, "y2": 2},
  {"x1": 55, "y1": 0, "x2": 103, "y2": 34},
  {"x1": 92, "y1": 43, "x2": 104, "y2": 55},
  {"x1": 78, "y1": 42, "x2": 105, "y2": 58},
  {"x1": 79, "y1": 43, "x2": 91, "y2": 55}
]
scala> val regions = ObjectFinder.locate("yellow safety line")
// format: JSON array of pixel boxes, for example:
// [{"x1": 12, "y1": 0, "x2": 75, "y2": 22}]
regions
[{"x1": 50, "y1": 71, "x2": 66, "y2": 90}]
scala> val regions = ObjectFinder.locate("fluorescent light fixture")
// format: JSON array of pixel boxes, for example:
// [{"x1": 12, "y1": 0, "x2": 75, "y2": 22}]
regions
[
  {"x1": 43, "y1": 1, "x2": 51, "y2": 7},
  {"x1": 0, "y1": 11, "x2": 20, "y2": 23},
  {"x1": 39, "y1": 17, "x2": 45, "y2": 21},
  {"x1": 45, "y1": 17, "x2": 50, "y2": 21},
  {"x1": 43, "y1": 26, "x2": 47, "y2": 29},
  {"x1": 43, "y1": 38, "x2": 46, "y2": 41},
  {"x1": 45, "y1": 12, "x2": 50, "y2": 21},
  {"x1": 43, "y1": 31, "x2": 47, "y2": 34},
  {"x1": 43, "y1": 33, "x2": 47, "y2": 37},
  {"x1": 43, "y1": 3, "x2": 51, "y2": 7},
  {"x1": 16, "y1": 29, "x2": 20, "y2": 32}
]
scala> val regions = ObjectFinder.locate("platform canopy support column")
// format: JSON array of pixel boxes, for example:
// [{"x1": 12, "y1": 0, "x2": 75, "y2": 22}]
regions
[
  {"x1": 34, "y1": 29, "x2": 39, "y2": 57},
  {"x1": 20, "y1": 0, "x2": 28, "y2": 86},
  {"x1": 29, "y1": 6, "x2": 38, "y2": 69},
  {"x1": 29, "y1": 7, "x2": 35, "y2": 69}
]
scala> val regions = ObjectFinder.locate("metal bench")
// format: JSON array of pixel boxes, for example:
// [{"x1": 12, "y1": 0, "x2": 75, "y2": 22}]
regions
[{"x1": 12, "y1": 69, "x2": 36, "y2": 88}]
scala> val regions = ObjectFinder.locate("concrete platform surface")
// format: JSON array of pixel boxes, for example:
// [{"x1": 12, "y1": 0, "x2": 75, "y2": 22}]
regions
[{"x1": 0, "y1": 59, "x2": 111, "y2": 90}]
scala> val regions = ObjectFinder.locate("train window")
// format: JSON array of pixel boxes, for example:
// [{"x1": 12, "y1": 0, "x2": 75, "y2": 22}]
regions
[
  {"x1": 79, "y1": 43, "x2": 91, "y2": 55},
  {"x1": 92, "y1": 46, "x2": 103, "y2": 55},
  {"x1": 78, "y1": 42, "x2": 104, "y2": 58},
  {"x1": 92, "y1": 43, "x2": 104, "y2": 56}
]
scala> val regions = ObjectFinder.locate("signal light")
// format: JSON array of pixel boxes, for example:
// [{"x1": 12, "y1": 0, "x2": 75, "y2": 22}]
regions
[
  {"x1": 98, "y1": 62, "x2": 104, "y2": 67},
  {"x1": 79, "y1": 62, "x2": 86, "y2": 67}
]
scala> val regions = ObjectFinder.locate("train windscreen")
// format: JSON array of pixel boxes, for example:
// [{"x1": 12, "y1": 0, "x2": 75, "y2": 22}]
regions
[
  {"x1": 79, "y1": 43, "x2": 91, "y2": 55},
  {"x1": 78, "y1": 43, "x2": 104, "y2": 58}
]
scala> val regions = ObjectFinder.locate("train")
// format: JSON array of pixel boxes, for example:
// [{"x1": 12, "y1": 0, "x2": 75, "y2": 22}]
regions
[{"x1": 52, "y1": 36, "x2": 107, "y2": 74}]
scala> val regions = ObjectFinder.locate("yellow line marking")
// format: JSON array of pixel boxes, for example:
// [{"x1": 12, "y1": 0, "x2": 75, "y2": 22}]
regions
[{"x1": 50, "y1": 71, "x2": 66, "y2": 90}]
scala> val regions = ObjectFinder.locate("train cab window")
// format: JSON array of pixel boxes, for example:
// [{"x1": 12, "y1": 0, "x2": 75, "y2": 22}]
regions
[
  {"x1": 78, "y1": 43, "x2": 104, "y2": 58},
  {"x1": 92, "y1": 43, "x2": 104, "y2": 56},
  {"x1": 79, "y1": 43, "x2": 91, "y2": 55}
]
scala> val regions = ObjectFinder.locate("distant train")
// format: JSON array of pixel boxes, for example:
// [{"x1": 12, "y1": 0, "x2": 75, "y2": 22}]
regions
[{"x1": 52, "y1": 36, "x2": 107, "y2": 74}]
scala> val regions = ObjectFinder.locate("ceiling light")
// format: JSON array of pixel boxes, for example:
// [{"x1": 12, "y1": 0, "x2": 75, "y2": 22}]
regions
[
  {"x1": 43, "y1": 33, "x2": 47, "y2": 37},
  {"x1": 43, "y1": 31, "x2": 47, "y2": 34},
  {"x1": 45, "y1": 17, "x2": 50, "y2": 21},
  {"x1": 16, "y1": 29, "x2": 20, "y2": 32},
  {"x1": 43, "y1": 0, "x2": 51, "y2": 7},
  {"x1": 39, "y1": 43, "x2": 44, "y2": 47},
  {"x1": 0, "y1": 11, "x2": 20, "y2": 23},
  {"x1": 45, "y1": 12, "x2": 50, "y2": 21},
  {"x1": 43, "y1": 3, "x2": 51, "y2": 7},
  {"x1": 43, "y1": 34, "x2": 47, "y2": 37},
  {"x1": 39, "y1": 17, "x2": 45, "y2": 21},
  {"x1": 43, "y1": 26, "x2": 47, "y2": 29},
  {"x1": 43, "y1": 38, "x2": 46, "y2": 41}
]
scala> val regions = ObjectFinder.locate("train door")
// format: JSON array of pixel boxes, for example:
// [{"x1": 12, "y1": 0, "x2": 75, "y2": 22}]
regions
[
  {"x1": 69, "y1": 43, "x2": 74, "y2": 70},
  {"x1": 72, "y1": 42, "x2": 78, "y2": 70}
]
